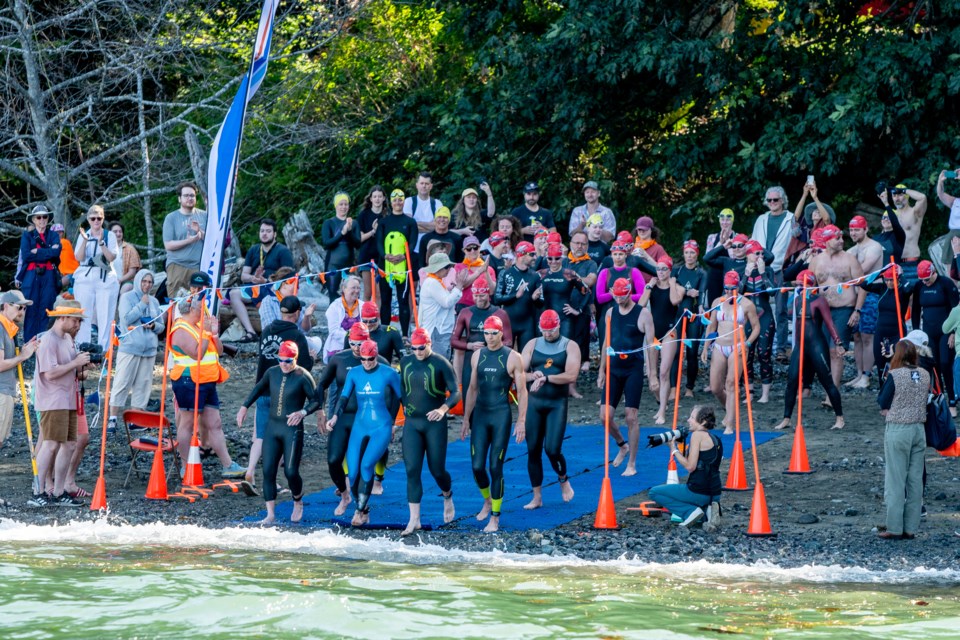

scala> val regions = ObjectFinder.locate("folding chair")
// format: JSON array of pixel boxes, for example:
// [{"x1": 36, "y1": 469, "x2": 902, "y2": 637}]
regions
[{"x1": 123, "y1": 409, "x2": 180, "y2": 489}]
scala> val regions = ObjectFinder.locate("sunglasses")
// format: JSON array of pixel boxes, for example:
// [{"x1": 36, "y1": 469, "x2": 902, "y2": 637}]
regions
[
  {"x1": 483, "y1": 330, "x2": 501, "y2": 336},
  {"x1": 349, "y1": 340, "x2": 364, "y2": 347},
  {"x1": 277, "y1": 357, "x2": 295, "y2": 364},
  {"x1": 360, "y1": 356, "x2": 377, "y2": 362},
  {"x1": 656, "y1": 266, "x2": 670, "y2": 271},
  {"x1": 546, "y1": 256, "x2": 562, "y2": 261},
  {"x1": 539, "y1": 326, "x2": 559, "y2": 332},
  {"x1": 88, "y1": 217, "x2": 103, "y2": 222},
  {"x1": 891, "y1": 188, "x2": 907, "y2": 195},
  {"x1": 465, "y1": 246, "x2": 480, "y2": 251},
  {"x1": 730, "y1": 243, "x2": 745, "y2": 249},
  {"x1": 410, "y1": 345, "x2": 427, "y2": 351},
  {"x1": 362, "y1": 317, "x2": 378, "y2": 324},
  {"x1": 33, "y1": 215, "x2": 49, "y2": 220},
  {"x1": 766, "y1": 198, "x2": 781, "y2": 203},
  {"x1": 719, "y1": 215, "x2": 734, "y2": 220}
]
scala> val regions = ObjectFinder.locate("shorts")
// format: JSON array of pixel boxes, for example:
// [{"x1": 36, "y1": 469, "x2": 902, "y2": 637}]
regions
[
  {"x1": 40, "y1": 409, "x2": 78, "y2": 443},
  {"x1": 602, "y1": 357, "x2": 645, "y2": 410},
  {"x1": 237, "y1": 284, "x2": 268, "y2": 306},
  {"x1": 172, "y1": 378, "x2": 220, "y2": 412},
  {"x1": 0, "y1": 394, "x2": 13, "y2": 443},
  {"x1": 900, "y1": 258, "x2": 919, "y2": 286},
  {"x1": 822, "y1": 306, "x2": 854, "y2": 349},
  {"x1": 858, "y1": 292, "x2": 880, "y2": 335}
]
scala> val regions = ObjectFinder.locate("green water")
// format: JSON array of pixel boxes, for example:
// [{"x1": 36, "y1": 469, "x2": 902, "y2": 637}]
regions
[{"x1": 0, "y1": 537, "x2": 958, "y2": 639}]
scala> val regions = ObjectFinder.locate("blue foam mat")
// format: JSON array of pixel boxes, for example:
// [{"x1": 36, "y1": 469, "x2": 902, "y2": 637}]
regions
[{"x1": 252, "y1": 426, "x2": 781, "y2": 531}]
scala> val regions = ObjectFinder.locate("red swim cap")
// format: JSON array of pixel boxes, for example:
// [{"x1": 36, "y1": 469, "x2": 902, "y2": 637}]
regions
[
  {"x1": 744, "y1": 239, "x2": 763, "y2": 255},
  {"x1": 483, "y1": 315, "x2": 503, "y2": 332},
  {"x1": 917, "y1": 260, "x2": 934, "y2": 279},
  {"x1": 723, "y1": 270, "x2": 740, "y2": 288},
  {"x1": 612, "y1": 278, "x2": 632, "y2": 297},
  {"x1": 349, "y1": 322, "x2": 370, "y2": 341},
  {"x1": 683, "y1": 240, "x2": 699, "y2": 254},
  {"x1": 848, "y1": 215, "x2": 868, "y2": 230},
  {"x1": 810, "y1": 228, "x2": 827, "y2": 250},
  {"x1": 539, "y1": 309, "x2": 560, "y2": 331},
  {"x1": 472, "y1": 279, "x2": 491, "y2": 294},
  {"x1": 732, "y1": 233, "x2": 749, "y2": 245},
  {"x1": 410, "y1": 327, "x2": 431, "y2": 346},
  {"x1": 795, "y1": 269, "x2": 817, "y2": 285},
  {"x1": 514, "y1": 241, "x2": 535, "y2": 256},
  {"x1": 658, "y1": 256, "x2": 673, "y2": 270},
  {"x1": 547, "y1": 243, "x2": 564, "y2": 258},
  {"x1": 547, "y1": 231, "x2": 563, "y2": 245},
  {"x1": 361, "y1": 301, "x2": 379, "y2": 319},
  {"x1": 278, "y1": 340, "x2": 299, "y2": 359},
  {"x1": 359, "y1": 340, "x2": 379, "y2": 358},
  {"x1": 489, "y1": 232, "x2": 507, "y2": 247},
  {"x1": 820, "y1": 225, "x2": 842, "y2": 241},
  {"x1": 616, "y1": 230, "x2": 634, "y2": 244}
]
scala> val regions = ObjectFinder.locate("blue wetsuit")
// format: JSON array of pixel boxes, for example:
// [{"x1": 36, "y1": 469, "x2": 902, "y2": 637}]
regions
[{"x1": 335, "y1": 363, "x2": 401, "y2": 511}]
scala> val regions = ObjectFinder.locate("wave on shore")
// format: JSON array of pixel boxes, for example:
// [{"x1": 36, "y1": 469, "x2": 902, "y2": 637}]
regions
[{"x1": 1, "y1": 517, "x2": 956, "y2": 586}]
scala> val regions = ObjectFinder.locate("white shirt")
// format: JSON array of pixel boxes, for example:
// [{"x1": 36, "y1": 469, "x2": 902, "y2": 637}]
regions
[
  {"x1": 419, "y1": 274, "x2": 462, "y2": 336},
  {"x1": 568, "y1": 203, "x2": 616, "y2": 238},
  {"x1": 403, "y1": 196, "x2": 444, "y2": 252}
]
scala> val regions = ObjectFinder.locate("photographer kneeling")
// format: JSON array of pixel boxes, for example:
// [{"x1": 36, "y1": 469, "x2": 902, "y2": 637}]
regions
[{"x1": 648, "y1": 406, "x2": 723, "y2": 530}]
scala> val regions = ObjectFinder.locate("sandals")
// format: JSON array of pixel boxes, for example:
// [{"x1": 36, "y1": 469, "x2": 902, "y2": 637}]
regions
[
  {"x1": 68, "y1": 487, "x2": 91, "y2": 499},
  {"x1": 240, "y1": 331, "x2": 258, "y2": 343},
  {"x1": 240, "y1": 480, "x2": 259, "y2": 497}
]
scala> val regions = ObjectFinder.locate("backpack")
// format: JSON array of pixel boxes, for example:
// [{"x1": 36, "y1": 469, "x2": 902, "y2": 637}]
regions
[
  {"x1": 925, "y1": 367, "x2": 957, "y2": 451},
  {"x1": 383, "y1": 230, "x2": 408, "y2": 284}
]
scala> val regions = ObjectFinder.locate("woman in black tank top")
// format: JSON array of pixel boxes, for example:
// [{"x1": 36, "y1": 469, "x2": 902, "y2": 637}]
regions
[
  {"x1": 638, "y1": 256, "x2": 684, "y2": 425},
  {"x1": 648, "y1": 406, "x2": 723, "y2": 529}
]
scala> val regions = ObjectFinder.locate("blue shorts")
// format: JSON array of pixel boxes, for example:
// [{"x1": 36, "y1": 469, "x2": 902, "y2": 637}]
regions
[
  {"x1": 858, "y1": 292, "x2": 879, "y2": 335},
  {"x1": 172, "y1": 379, "x2": 220, "y2": 412},
  {"x1": 822, "y1": 306, "x2": 855, "y2": 349}
]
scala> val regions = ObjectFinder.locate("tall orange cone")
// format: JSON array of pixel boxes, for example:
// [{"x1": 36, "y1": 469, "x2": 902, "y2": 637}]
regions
[
  {"x1": 146, "y1": 306, "x2": 175, "y2": 500},
  {"x1": 182, "y1": 432, "x2": 205, "y2": 487},
  {"x1": 745, "y1": 480, "x2": 775, "y2": 537},
  {"x1": 90, "y1": 321, "x2": 117, "y2": 512},
  {"x1": 145, "y1": 447, "x2": 170, "y2": 500},
  {"x1": 937, "y1": 440, "x2": 960, "y2": 457},
  {"x1": 784, "y1": 422, "x2": 813, "y2": 474},
  {"x1": 90, "y1": 474, "x2": 107, "y2": 510},
  {"x1": 666, "y1": 452, "x2": 679, "y2": 484},
  {"x1": 395, "y1": 403, "x2": 406, "y2": 427},
  {"x1": 593, "y1": 477, "x2": 618, "y2": 529},
  {"x1": 724, "y1": 439, "x2": 750, "y2": 491}
]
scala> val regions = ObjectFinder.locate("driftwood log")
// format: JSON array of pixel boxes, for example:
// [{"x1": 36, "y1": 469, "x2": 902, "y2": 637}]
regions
[{"x1": 283, "y1": 209, "x2": 325, "y2": 274}]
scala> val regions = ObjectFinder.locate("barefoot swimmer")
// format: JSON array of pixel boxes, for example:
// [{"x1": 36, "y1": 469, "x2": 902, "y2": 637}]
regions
[
  {"x1": 237, "y1": 341, "x2": 319, "y2": 526},
  {"x1": 521, "y1": 310, "x2": 580, "y2": 509},
  {"x1": 597, "y1": 278, "x2": 654, "y2": 476},
  {"x1": 326, "y1": 340, "x2": 401, "y2": 527},
  {"x1": 399, "y1": 328, "x2": 460, "y2": 536},
  {"x1": 461, "y1": 315, "x2": 528, "y2": 532}
]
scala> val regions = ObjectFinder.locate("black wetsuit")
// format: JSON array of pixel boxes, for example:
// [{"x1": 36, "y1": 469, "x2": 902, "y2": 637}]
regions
[
  {"x1": 400, "y1": 353, "x2": 460, "y2": 503},
  {"x1": 526, "y1": 336, "x2": 571, "y2": 488},
  {"x1": 784, "y1": 294, "x2": 842, "y2": 420},
  {"x1": 316, "y1": 350, "x2": 389, "y2": 493},
  {"x1": 587, "y1": 239, "x2": 610, "y2": 266},
  {"x1": 671, "y1": 263, "x2": 706, "y2": 391},
  {"x1": 563, "y1": 254, "x2": 599, "y2": 364},
  {"x1": 242, "y1": 366, "x2": 320, "y2": 502},
  {"x1": 470, "y1": 346, "x2": 516, "y2": 517},
  {"x1": 451, "y1": 305, "x2": 513, "y2": 386},
  {"x1": 859, "y1": 280, "x2": 915, "y2": 376},
  {"x1": 742, "y1": 268, "x2": 776, "y2": 385},
  {"x1": 494, "y1": 265, "x2": 541, "y2": 349},
  {"x1": 604, "y1": 303, "x2": 645, "y2": 410},
  {"x1": 538, "y1": 268, "x2": 588, "y2": 338},
  {"x1": 914, "y1": 276, "x2": 959, "y2": 403},
  {"x1": 343, "y1": 324, "x2": 405, "y2": 363}
]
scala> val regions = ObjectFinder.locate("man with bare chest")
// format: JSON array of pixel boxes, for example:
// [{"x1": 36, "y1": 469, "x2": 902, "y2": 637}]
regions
[
  {"x1": 845, "y1": 216, "x2": 884, "y2": 388},
  {"x1": 810, "y1": 225, "x2": 865, "y2": 390},
  {"x1": 879, "y1": 182, "x2": 927, "y2": 281}
]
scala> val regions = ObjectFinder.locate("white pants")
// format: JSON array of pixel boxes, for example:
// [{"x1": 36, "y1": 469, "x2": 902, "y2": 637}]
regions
[
  {"x1": 73, "y1": 271, "x2": 120, "y2": 350},
  {"x1": 109, "y1": 351, "x2": 156, "y2": 409}
]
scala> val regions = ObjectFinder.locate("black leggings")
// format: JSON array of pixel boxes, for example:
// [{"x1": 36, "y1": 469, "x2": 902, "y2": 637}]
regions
[
  {"x1": 378, "y1": 275, "x2": 412, "y2": 337},
  {"x1": 512, "y1": 321, "x2": 536, "y2": 351},
  {"x1": 327, "y1": 414, "x2": 354, "y2": 493},
  {"x1": 525, "y1": 396, "x2": 568, "y2": 487},
  {"x1": 572, "y1": 312, "x2": 591, "y2": 366},
  {"x1": 927, "y1": 329, "x2": 956, "y2": 403},
  {"x1": 784, "y1": 331, "x2": 842, "y2": 419},
  {"x1": 470, "y1": 407, "x2": 512, "y2": 515},
  {"x1": 402, "y1": 417, "x2": 452, "y2": 503},
  {"x1": 262, "y1": 422, "x2": 304, "y2": 502}
]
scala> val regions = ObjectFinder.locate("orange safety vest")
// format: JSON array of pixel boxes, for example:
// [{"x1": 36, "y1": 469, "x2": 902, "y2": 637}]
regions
[{"x1": 169, "y1": 319, "x2": 229, "y2": 384}]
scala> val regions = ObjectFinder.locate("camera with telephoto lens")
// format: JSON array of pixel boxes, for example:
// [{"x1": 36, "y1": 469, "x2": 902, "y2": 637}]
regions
[
  {"x1": 77, "y1": 342, "x2": 103, "y2": 365},
  {"x1": 647, "y1": 426, "x2": 688, "y2": 448}
]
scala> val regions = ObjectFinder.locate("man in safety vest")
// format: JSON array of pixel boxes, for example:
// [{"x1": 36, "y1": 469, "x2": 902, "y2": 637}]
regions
[{"x1": 169, "y1": 296, "x2": 244, "y2": 478}]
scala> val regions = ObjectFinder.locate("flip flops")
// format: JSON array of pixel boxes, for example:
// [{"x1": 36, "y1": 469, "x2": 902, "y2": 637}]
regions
[{"x1": 240, "y1": 480, "x2": 259, "y2": 497}]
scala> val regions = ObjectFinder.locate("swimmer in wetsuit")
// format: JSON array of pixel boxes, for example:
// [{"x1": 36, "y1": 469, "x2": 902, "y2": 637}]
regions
[
  {"x1": 461, "y1": 315, "x2": 528, "y2": 533},
  {"x1": 702, "y1": 270, "x2": 760, "y2": 433},
  {"x1": 741, "y1": 239, "x2": 776, "y2": 404},
  {"x1": 520, "y1": 310, "x2": 581, "y2": 509},
  {"x1": 493, "y1": 241, "x2": 541, "y2": 350},
  {"x1": 237, "y1": 341, "x2": 320, "y2": 525},
  {"x1": 774, "y1": 270, "x2": 845, "y2": 431},
  {"x1": 317, "y1": 322, "x2": 389, "y2": 516},
  {"x1": 911, "y1": 260, "x2": 958, "y2": 408},
  {"x1": 399, "y1": 327, "x2": 460, "y2": 536},
  {"x1": 671, "y1": 240, "x2": 706, "y2": 398},
  {"x1": 326, "y1": 339, "x2": 402, "y2": 526},
  {"x1": 638, "y1": 255, "x2": 683, "y2": 424},
  {"x1": 598, "y1": 277, "x2": 655, "y2": 476}
]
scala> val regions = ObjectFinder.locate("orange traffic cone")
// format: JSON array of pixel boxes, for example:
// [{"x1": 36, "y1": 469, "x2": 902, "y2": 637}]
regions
[
  {"x1": 784, "y1": 422, "x2": 813, "y2": 474},
  {"x1": 89, "y1": 475, "x2": 107, "y2": 511},
  {"x1": 724, "y1": 439, "x2": 749, "y2": 491},
  {"x1": 666, "y1": 454, "x2": 679, "y2": 484},
  {"x1": 593, "y1": 477, "x2": 618, "y2": 529},
  {"x1": 448, "y1": 386, "x2": 464, "y2": 416},
  {"x1": 937, "y1": 440, "x2": 960, "y2": 457},
  {"x1": 182, "y1": 432, "x2": 205, "y2": 487},
  {"x1": 395, "y1": 403, "x2": 406, "y2": 427},
  {"x1": 745, "y1": 480, "x2": 775, "y2": 537},
  {"x1": 145, "y1": 447, "x2": 169, "y2": 500}
]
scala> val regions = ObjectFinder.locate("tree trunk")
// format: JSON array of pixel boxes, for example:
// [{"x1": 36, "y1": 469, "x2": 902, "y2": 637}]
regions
[{"x1": 282, "y1": 210, "x2": 325, "y2": 274}]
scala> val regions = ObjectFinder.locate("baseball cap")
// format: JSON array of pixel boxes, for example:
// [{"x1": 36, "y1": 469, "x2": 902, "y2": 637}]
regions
[
  {"x1": 190, "y1": 271, "x2": 212, "y2": 288},
  {"x1": 461, "y1": 188, "x2": 479, "y2": 199},
  {"x1": 523, "y1": 182, "x2": 540, "y2": 193},
  {"x1": 279, "y1": 295, "x2": 302, "y2": 313},
  {"x1": 635, "y1": 216, "x2": 654, "y2": 231},
  {"x1": 903, "y1": 329, "x2": 929, "y2": 348},
  {"x1": 463, "y1": 235, "x2": 480, "y2": 249},
  {"x1": 0, "y1": 290, "x2": 33, "y2": 306},
  {"x1": 582, "y1": 180, "x2": 600, "y2": 192}
]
